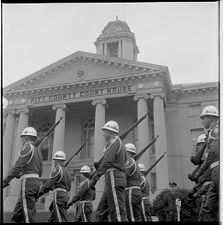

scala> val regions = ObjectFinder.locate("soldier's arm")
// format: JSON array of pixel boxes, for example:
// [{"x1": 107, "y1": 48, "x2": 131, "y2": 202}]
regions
[
  {"x1": 71, "y1": 180, "x2": 89, "y2": 203},
  {"x1": 3, "y1": 143, "x2": 34, "y2": 184},
  {"x1": 125, "y1": 158, "x2": 135, "y2": 178},
  {"x1": 39, "y1": 166, "x2": 62, "y2": 195},
  {"x1": 95, "y1": 137, "x2": 120, "y2": 178},
  {"x1": 190, "y1": 143, "x2": 207, "y2": 165}
]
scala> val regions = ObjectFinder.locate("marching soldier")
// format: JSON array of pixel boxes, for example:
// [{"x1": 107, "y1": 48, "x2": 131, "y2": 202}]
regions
[
  {"x1": 195, "y1": 106, "x2": 219, "y2": 221},
  {"x1": 37, "y1": 151, "x2": 71, "y2": 222},
  {"x1": 138, "y1": 163, "x2": 152, "y2": 222},
  {"x1": 124, "y1": 143, "x2": 142, "y2": 222},
  {"x1": 3, "y1": 127, "x2": 43, "y2": 223},
  {"x1": 90, "y1": 120, "x2": 128, "y2": 222},
  {"x1": 163, "y1": 182, "x2": 178, "y2": 221},
  {"x1": 67, "y1": 165, "x2": 95, "y2": 222}
]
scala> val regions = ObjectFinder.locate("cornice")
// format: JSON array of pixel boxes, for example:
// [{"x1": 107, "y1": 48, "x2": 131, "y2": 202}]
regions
[{"x1": 3, "y1": 71, "x2": 166, "y2": 99}]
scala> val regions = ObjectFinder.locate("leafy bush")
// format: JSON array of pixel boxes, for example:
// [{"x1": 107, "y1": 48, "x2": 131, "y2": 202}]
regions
[{"x1": 152, "y1": 188, "x2": 197, "y2": 221}]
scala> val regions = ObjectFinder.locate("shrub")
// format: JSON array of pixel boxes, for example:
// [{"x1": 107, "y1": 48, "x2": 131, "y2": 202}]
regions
[{"x1": 152, "y1": 188, "x2": 197, "y2": 221}]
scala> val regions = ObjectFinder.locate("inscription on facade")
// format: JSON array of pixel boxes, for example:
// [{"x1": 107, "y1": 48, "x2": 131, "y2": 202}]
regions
[{"x1": 30, "y1": 85, "x2": 134, "y2": 104}]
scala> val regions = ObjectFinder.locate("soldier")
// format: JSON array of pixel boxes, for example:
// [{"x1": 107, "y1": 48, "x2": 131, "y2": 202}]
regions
[
  {"x1": 67, "y1": 165, "x2": 95, "y2": 222},
  {"x1": 195, "y1": 106, "x2": 219, "y2": 221},
  {"x1": 37, "y1": 151, "x2": 71, "y2": 222},
  {"x1": 163, "y1": 182, "x2": 178, "y2": 221},
  {"x1": 124, "y1": 143, "x2": 142, "y2": 222},
  {"x1": 90, "y1": 120, "x2": 128, "y2": 222},
  {"x1": 188, "y1": 133, "x2": 212, "y2": 220},
  {"x1": 138, "y1": 163, "x2": 152, "y2": 222},
  {"x1": 3, "y1": 127, "x2": 43, "y2": 223}
]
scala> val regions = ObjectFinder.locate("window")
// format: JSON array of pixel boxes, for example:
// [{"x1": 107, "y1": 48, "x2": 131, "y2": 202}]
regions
[
  {"x1": 150, "y1": 172, "x2": 157, "y2": 194},
  {"x1": 36, "y1": 179, "x2": 48, "y2": 210},
  {"x1": 107, "y1": 42, "x2": 118, "y2": 58},
  {"x1": 188, "y1": 104, "x2": 202, "y2": 117},
  {"x1": 38, "y1": 123, "x2": 54, "y2": 161},
  {"x1": 81, "y1": 118, "x2": 95, "y2": 159}
]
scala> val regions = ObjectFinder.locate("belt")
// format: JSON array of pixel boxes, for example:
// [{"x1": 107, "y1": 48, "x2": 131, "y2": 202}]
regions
[
  {"x1": 210, "y1": 161, "x2": 219, "y2": 169},
  {"x1": 80, "y1": 200, "x2": 92, "y2": 203},
  {"x1": 53, "y1": 188, "x2": 67, "y2": 193},
  {"x1": 21, "y1": 173, "x2": 39, "y2": 179},
  {"x1": 125, "y1": 186, "x2": 141, "y2": 190},
  {"x1": 142, "y1": 196, "x2": 150, "y2": 200}
]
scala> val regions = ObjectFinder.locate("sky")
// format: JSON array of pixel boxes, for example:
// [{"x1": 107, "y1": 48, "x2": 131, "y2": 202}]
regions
[{"x1": 2, "y1": 2, "x2": 220, "y2": 108}]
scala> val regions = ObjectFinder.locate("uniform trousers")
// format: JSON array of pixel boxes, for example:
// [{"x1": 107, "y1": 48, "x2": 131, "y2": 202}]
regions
[
  {"x1": 124, "y1": 186, "x2": 142, "y2": 222},
  {"x1": 11, "y1": 177, "x2": 40, "y2": 223},
  {"x1": 140, "y1": 197, "x2": 152, "y2": 221},
  {"x1": 48, "y1": 190, "x2": 70, "y2": 222},
  {"x1": 96, "y1": 169, "x2": 128, "y2": 222},
  {"x1": 200, "y1": 165, "x2": 219, "y2": 221},
  {"x1": 74, "y1": 201, "x2": 93, "y2": 222}
]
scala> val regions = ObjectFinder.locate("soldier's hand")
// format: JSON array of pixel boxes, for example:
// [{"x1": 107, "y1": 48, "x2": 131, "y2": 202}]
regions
[
  {"x1": 193, "y1": 172, "x2": 199, "y2": 180},
  {"x1": 67, "y1": 201, "x2": 73, "y2": 209},
  {"x1": 37, "y1": 190, "x2": 44, "y2": 199}
]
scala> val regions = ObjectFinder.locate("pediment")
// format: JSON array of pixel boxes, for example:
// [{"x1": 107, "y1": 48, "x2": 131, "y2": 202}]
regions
[{"x1": 3, "y1": 51, "x2": 168, "y2": 96}]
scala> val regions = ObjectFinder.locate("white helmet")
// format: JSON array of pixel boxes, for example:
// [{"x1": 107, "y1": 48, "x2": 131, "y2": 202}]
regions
[
  {"x1": 102, "y1": 120, "x2": 119, "y2": 134},
  {"x1": 138, "y1": 163, "x2": 146, "y2": 172},
  {"x1": 21, "y1": 127, "x2": 37, "y2": 137},
  {"x1": 80, "y1": 166, "x2": 91, "y2": 173},
  {"x1": 125, "y1": 143, "x2": 136, "y2": 154},
  {"x1": 200, "y1": 106, "x2": 219, "y2": 118},
  {"x1": 196, "y1": 134, "x2": 206, "y2": 144},
  {"x1": 53, "y1": 151, "x2": 66, "y2": 161}
]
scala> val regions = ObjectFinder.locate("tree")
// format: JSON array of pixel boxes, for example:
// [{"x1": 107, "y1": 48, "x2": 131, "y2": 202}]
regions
[{"x1": 152, "y1": 188, "x2": 197, "y2": 221}]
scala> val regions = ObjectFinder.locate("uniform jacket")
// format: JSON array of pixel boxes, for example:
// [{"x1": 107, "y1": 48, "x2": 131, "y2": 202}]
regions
[
  {"x1": 95, "y1": 136, "x2": 127, "y2": 178},
  {"x1": 71, "y1": 177, "x2": 95, "y2": 203},
  {"x1": 4, "y1": 141, "x2": 43, "y2": 183},
  {"x1": 196, "y1": 123, "x2": 219, "y2": 176},
  {"x1": 125, "y1": 157, "x2": 141, "y2": 188},
  {"x1": 140, "y1": 174, "x2": 150, "y2": 198},
  {"x1": 40, "y1": 164, "x2": 71, "y2": 194}
]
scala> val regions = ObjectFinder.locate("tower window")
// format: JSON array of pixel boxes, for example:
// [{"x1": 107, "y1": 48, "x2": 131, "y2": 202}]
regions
[{"x1": 107, "y1": 42, "x2": 118, "y2": 58}]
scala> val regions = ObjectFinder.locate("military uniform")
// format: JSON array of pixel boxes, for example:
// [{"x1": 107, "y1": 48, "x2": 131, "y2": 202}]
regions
[
  {"x1": 3, "y1": 141, "x2": 43, "y2": 223},
  {"x1": 198, "y1": 124, "x2": 219, "y2": 221},
  {"x1": 39, "y1": 164, "x2": 71, "y2": 222},
  {"x1": 70, "y1": 176, "x2": 95, "y2": 222},
  {"x1": 91, "y1": 136, "x2": 128, "y2": 222},
  {"x1": 124, "y1": 157, "x2": 142, "y2": 221},
  {"x1": 139, "y1": 174, "x2": 152, "y2": 221}
]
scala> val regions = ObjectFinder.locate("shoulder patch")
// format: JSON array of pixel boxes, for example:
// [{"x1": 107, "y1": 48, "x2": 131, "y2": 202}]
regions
[
  {"x1": 209, "y1": 125, "x2": 219, "y2": 139},
  {"x1": 19, "y1": 143, "x2": 34, "y2": 158},
  {"x1": 50, "y1": 165, "x2": 62, "y2": 179}
]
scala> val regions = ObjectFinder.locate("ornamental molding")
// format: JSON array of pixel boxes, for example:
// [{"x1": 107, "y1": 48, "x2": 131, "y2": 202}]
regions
[
  {"x1": 52, "y1": 104, "x2": 66, "y2": 111},
  {"x1": 92, "y1": 98, "x2": 107, "y2": 106}
]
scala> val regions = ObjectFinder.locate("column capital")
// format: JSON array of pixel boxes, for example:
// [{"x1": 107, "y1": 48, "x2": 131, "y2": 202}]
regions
[
  {"x1": 15, "y1": 108, "x2": 29, "y2": 115},
  {"x1": 149, "y1": 92, "x2": 165, "y2": 99},
  {"x1": 92, "y1": 98, "x2": 107, "y2": 106},
  {"x1": 52, "y1": 104, "x2": 66, "y2": 111},
  {"x1": 133, "y1": 93, "x2": 149, "y2": 101},
  {"x1": 3, "y1": 109, "x2": 16, "y2": 117}
]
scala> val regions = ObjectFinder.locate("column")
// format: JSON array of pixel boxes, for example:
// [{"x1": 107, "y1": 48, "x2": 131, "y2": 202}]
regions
[
  {"x1": 104, "y1": 43, "x2": 107, "y2": 56},
  {"x1": 133, "y1": 94, "x2": 150, "y2": 169},
  {"x1": 150, "y1": 93, "x2": 169, "y2": 192},
  {"x1": 118, "y1": 41, "x2": 121, "y2": 58},
  {"x1": 3, "y1": 110, "x2": 16, "y2": 197},
  {"x1": 92, "y1": 98, "x2": 106, "y2": 210},
  {"x1": 52, "y1": 104, "x2": 66, "y2": 167},
  {"x1": 9, "y1": 108, "x2": 29, "y2": 209}
]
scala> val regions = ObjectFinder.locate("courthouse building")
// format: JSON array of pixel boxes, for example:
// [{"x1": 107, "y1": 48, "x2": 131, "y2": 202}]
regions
[{"x1": 3, "y1": 19, "x2": 218, "y2": 211}]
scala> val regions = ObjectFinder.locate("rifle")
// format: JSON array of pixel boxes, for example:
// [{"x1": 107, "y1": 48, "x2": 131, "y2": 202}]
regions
[
  {"x1": 93, "y1": 111, "x2": 150, "y2": 170},
  {"x1": 133, "y1": 135, "x2": 159, "y2": 161},
  {"x1": 144, "y1": 152, "x2": 167, "y2": 176},
  {"x1": 34, "y1": 117, "x2": 63, "y2": 148},
  {"x1": 64, "y1": 138, "x2": 89, "y2": 167}
]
